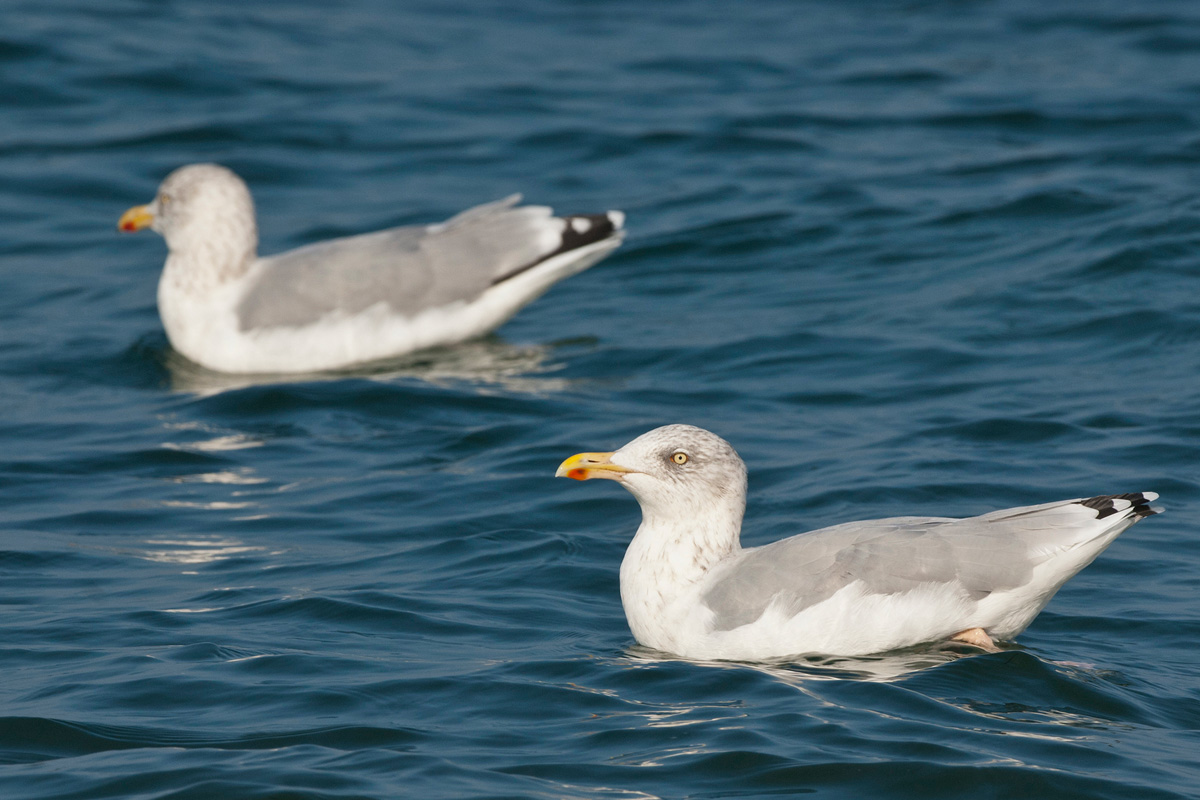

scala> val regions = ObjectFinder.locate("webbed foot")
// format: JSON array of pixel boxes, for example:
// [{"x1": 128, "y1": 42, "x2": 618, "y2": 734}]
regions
[{"x1": 951, "y1": 627, "x2": 1000, "y2": 652}]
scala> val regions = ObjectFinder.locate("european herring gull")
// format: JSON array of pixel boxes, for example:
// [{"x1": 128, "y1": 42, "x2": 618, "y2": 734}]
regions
[
  {"x1": 556, "y1": 424, "x2": 1159, "y2": 660},
  {"x1": 119, "y1": 164, "x2": 624, "y2": 373}
]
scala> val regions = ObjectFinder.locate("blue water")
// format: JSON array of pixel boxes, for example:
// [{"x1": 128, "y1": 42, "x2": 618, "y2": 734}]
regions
[{"x1": 3, "y1": 0, "x2": 1200, "y2": 797}]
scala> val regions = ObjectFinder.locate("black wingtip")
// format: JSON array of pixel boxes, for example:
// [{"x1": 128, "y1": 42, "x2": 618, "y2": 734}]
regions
[
  {"x1": 491, "y1": 210, "x2": 625, "y2": 286},
  {"x1": 556, "y1": 211, "x2": 625, "y2": 256},
  {"x1": 1077, "y1": 492, "x2": 1160, "y2": 519}
]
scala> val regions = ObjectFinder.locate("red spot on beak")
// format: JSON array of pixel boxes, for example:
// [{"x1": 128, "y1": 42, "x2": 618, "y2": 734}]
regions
[
  {"x1": 566, "y1": 468, "x2": 589, "y2": 481},
  {"x1": 120, "y1": 221, "x2": 136, "y2": 232}
]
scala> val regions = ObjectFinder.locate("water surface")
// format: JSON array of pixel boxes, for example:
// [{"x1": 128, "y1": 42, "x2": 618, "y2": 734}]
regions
[{"x1": 3, "y1": 0, "x2": 1200, "y2": 797}]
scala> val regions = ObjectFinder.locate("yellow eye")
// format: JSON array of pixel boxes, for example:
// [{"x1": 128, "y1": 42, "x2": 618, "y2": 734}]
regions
[
  {"x1": 671, "y1": 452, "x2": 688, "y2": 465},
  {"x1": 159, "y1": 194, "x2": 171, "y2": 206}
]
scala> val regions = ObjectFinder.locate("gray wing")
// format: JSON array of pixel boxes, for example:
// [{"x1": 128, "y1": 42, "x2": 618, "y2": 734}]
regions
[
  {"x1": 237, "y1": 196, "x2": 571, "y2": 331},
  {"x1": 702, "y1": 498, "x2": 1118, "y2": 632}
]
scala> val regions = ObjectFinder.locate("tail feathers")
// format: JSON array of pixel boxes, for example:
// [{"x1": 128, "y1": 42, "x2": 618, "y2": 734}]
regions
[
  {"x1": 1077, "y1": 492, "x2": 1160, "y2": 520},
  {"x1": 491, "y1": 210, "x2": 624, "y2": 286},
  {"x1": 554, "y1": 211, "x2": 625, "y2": 258}
]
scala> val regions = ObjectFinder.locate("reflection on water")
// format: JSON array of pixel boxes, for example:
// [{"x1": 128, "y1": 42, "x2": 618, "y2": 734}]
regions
[
  {"x1": 624, "y1": 744, "x2": 714, "y2": 768},
  {"x1": 620, "y1": 642, "x2": 1130, "y2": 743},
  {"x1": 160, "y1": 500, "x2": 254, "y2": 510},
  {"x1": 160, "y1": 420, "x2": 265, "y2": 453},
  {"x1": 100, "y1": 536, "x2": 267, "y2": 565},
  {"x1": 164, "y1": 337, "x2": 577, "y2": 395},
  {"x1": 552, "y1": 786, "x2": 661, "y2": 800},
  {"x1": 164, "y1": 469, "x2": 268, "y2": 486},
  {"x1": 622, "y1": 642, "x2": 983, "y2": 684},
  {"x1": 965, "y1": 704, "x2": 1124, "y2": 735}
]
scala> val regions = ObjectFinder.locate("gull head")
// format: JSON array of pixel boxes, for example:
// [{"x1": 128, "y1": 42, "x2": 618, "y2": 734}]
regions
[
  {"x1": 557, "y1": 424, "x2": 748, "y2": 521},
  {"x1": 119, "y1": 163, "x2": 258, "y2": 267}
]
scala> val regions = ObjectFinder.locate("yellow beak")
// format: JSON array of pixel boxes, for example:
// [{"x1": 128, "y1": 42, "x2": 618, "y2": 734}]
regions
[
  {"x1": 118, "y1": 204, "x2": 154, "y2": 232},
  {"x1": 556, "y1": 451, "x2": 638, "y2": 481}
]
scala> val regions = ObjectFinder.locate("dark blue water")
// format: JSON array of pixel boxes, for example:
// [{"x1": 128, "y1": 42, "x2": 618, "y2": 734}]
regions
[{"x1": 4, "y1": 0, "x2": 1200, "y2": 797}]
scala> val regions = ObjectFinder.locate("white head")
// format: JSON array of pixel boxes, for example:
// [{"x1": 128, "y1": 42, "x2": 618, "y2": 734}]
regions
[
  {"x1": 119, "y1": 163, "x2": 258, "y2": 283},
  {"x1": 557, "y1": 424, "x2": 748, "y2": 536}
]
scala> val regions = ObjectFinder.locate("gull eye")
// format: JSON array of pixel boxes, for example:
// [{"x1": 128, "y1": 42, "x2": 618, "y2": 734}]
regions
[
  {"x1": 159, "y1": 194, "x2": 171, "y2": 206},
  {"x1": 671, "y1": 452, "x2": 688, "y2": 465}
]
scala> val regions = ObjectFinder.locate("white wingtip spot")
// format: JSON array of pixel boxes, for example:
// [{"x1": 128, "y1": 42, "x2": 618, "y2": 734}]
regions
[
  {"x1": 1144, "y1": 491, "x2": 1159, "y2": 502},
  {"x1": 571, "y1": 217, "x2": 592, "y2": 234},
  {"x1": 607, "y1": 210, "x2": 625, "y2": 229},
  {"x1": 1112, "y1": 498, "x2": 1131, "y2": 511}
]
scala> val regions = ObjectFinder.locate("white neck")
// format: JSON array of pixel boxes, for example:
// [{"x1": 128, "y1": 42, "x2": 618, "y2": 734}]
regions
[
  {"x1": 619, "y1": 494, "x2": 744, "y2": 652},
  {"x1": 157, "y1": 247, "x2": 257, "y2": 365},
  {"x1": 161, "y1": 233, "x2": 255, "y2": 295}
]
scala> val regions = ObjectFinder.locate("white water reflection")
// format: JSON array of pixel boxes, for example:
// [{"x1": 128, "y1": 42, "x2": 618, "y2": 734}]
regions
[
  {"x1": 160, "y1": 420, "x2": 265, "y2": 453},
  {"x1": 166, "y1": 469, "x2": 268, "y2": 486},
  {"x1": 86, "y1": 536, "x2": 270, "y2": 566},
  {"x1": 621, "y1": 641, "x2": 982, "y2": 684},
  {"x1": 160, "y1": 500, "x2": 254, "y2": 510},
  {"x1": 135, "y1": 537, "x2": 265, "y2": 564},
  {"x1": 164, "y1": 337, "x2": 578, "y2": 395}
]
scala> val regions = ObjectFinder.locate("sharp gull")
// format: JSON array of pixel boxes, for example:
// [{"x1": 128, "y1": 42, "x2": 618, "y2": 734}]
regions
[{"x1": 556, "y1": 424, "x2": 1159, "y2": 660}]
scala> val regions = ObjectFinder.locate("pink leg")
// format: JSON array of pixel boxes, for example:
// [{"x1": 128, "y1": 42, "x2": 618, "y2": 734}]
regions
[{"x1": 951, "y1": 627, "x2": 1000, "y2": 652}]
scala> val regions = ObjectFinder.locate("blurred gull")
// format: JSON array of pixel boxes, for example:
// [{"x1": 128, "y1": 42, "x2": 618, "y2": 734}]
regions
[
  {"x1": 119, "y1": 164, "x2": 624, "y2": 373},
  {"x1": 163, "y1": 337, "x2": 570, "y2": 396},
  {"x1": 557, "y1": 424, "x2": 1159, "y2": 660}
]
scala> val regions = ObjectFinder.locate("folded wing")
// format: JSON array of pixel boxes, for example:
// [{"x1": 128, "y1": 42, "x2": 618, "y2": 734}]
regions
[
  {"x1": 703, "y1": 493, "x2": 1157, "y2": 632},
  {"x1": 237, "y1": 196, "x2": 621, "y2": 330}
]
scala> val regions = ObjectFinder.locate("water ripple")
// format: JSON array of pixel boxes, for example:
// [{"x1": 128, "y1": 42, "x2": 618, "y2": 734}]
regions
[{"x1": 3, "y1": 0, "x2": 1199, "y2": 798}]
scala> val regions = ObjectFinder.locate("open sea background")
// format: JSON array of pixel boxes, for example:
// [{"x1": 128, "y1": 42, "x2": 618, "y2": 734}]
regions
[{"x1": 3, "y1": 0, "x2": 1200, "y2": 797}]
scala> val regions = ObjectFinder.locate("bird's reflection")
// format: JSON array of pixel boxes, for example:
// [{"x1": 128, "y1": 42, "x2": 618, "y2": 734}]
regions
[
  {"x1": 164, "y1": 336, "x2": 577, "y2": 395},
  {"x1": 622, "y1": 640, "x2": 1004, "y2": 684}
]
